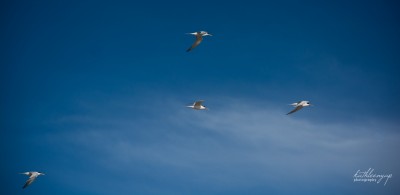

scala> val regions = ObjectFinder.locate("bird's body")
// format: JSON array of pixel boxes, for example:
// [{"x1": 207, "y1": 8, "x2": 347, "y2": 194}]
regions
[
  {"x1": 186, "y1": 31, "x2": 212, "y2": 52},
  {"x1": 20, "y1": 171, "x2": 44, "y2": 189},
  {"x1": 287, "y1": 101, "x2": 311, "y2": 115},
  {"x1": 187, "y1": 100, "x2": 208, "y2": 110}
]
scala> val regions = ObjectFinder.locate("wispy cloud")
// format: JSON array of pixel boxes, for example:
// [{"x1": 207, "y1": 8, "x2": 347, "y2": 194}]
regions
[{"x1": 44, "y1": 95, "x2": 400, "y2": 194}]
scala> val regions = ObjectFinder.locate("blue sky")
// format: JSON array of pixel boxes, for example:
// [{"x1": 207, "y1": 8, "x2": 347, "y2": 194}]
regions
[{"x1": 1, "y1": 0, "x2": 399, "y2": 194}]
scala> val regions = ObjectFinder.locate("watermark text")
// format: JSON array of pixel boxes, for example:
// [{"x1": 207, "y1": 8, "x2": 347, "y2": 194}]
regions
[{"x1": 353, "y1": 168, "x2": 392, "y2": 186}]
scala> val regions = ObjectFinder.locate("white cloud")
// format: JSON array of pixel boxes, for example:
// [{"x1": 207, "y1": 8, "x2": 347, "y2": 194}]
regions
[{"x1": 45, "y1": 96, "x2": 400, "y2": 193}]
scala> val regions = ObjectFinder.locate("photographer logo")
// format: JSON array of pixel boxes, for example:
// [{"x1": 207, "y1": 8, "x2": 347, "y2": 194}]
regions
[{"x1": 353, "y1": 168, "x2": 392, "y2": 186}]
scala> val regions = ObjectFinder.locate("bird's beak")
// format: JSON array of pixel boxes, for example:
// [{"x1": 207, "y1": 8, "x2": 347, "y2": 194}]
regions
[
  {"x1": 208, "y1": 34, "x2": 212, "y2": 36},
  {"x1": 41, "y1": 173, "x2": 45, "y2": 175}
]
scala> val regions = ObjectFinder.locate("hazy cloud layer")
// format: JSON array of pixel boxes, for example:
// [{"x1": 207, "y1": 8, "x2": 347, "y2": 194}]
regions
[{"x1": 43, "y1": 96, "x2": 400, "y2": 194}]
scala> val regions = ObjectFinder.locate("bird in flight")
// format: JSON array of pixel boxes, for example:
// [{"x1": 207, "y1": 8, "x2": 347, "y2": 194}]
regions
[
  {"x1": 186, "y1": 100, "x2": 208, "y2": 110},
  {"x1": 20, "y1": 171, "x2": 45, "y2": 189},
  {"x1": 186, "y1": 31, "x2": 212, "y2": 52},
  {"x1": 287, "y1": 101, "x2": 311, "y2": 115}
]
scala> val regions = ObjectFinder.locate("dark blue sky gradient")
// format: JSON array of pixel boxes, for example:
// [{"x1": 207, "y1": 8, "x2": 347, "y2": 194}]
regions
[{"x1": 1, "y1": 0, "x2": 400, "y2": 194}]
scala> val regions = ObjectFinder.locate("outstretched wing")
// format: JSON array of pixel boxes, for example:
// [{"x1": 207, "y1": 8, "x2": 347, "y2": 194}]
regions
[
  {"x1": 23, "y1": 176, "x2": 37, "y2": 189},
  {"x1": 194, "y1": 100, "x2": 205, "y2": 107},
  {"x1": 186, "y1": 34, "x2": 203, "y2": 52},
  {"x1": 286, "y1": 105, "x2": 303, "y2": 115}
]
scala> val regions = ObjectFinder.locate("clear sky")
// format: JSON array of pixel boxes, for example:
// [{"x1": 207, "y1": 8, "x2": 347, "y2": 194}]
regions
[{"x1": 1, "y1": 0, "x2": 399, "y2": 194}]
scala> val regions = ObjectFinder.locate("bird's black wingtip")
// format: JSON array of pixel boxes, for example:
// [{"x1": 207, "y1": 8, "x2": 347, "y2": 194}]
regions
[{"x1": 22, "y1": 183, "x2": 29, "y2": 189}]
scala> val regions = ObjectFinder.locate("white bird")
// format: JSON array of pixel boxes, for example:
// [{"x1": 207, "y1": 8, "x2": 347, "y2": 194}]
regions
[
  {"x1": 287, "y1": 101, "x2": 311, "y2": 115},
  {"x1": 20, "y1": 171, "x2": 45, "y2": 189},
  {"x1": 186, "y1": 100, "x2": 208, "y2": 110},
  {"x1": 186, "y1": 31, "x2": 212, "y2": 52}
]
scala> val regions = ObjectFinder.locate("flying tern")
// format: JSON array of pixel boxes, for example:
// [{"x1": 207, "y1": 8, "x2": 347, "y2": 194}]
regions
[
  {"x1": 186, "y1": 100, "x2": 208, "y2": 110},
  {"x1": 20, "y1": 171, "x2": 45, "y2": 189},
  {"x1": 287, "y1": 101, "x2": 311, "y2": 115},
  {"x1": 186, "y1": 31, "x2": 212, "y2": 52}
]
